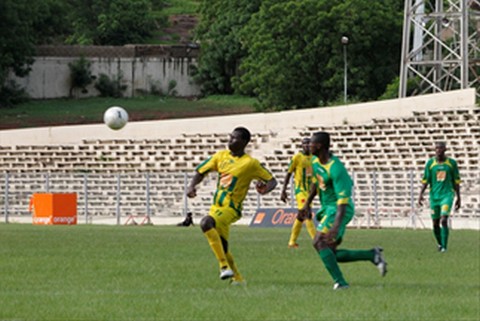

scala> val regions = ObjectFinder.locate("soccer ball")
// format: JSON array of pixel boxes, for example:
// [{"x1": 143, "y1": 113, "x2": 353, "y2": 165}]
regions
[{"x1": 104, "y1": 106, "x2": 128, "y2": 130}]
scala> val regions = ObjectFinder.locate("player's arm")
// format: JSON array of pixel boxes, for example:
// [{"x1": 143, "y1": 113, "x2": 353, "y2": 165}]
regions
[
  {"x1": 454, "y1": 183, "x2": 461, "y2": 210},
  {"x1": 257, "y1": 177, "x2": 278, "y2": 195},
  {"x1": 418, "y1": 161, "x2": 430, "y2": 206},
  {"x1": 418, "y1": 183, "x2": 428, "y2": 207},
  {"x1": 280, "y1": 172, "x2": 293, "y2": 203},
  {"x1": 187, "y1": 171, "x2": 205, "y2": 198}
]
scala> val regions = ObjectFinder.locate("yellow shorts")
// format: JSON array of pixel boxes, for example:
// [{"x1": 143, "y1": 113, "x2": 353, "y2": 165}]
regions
[
  {"x1": 295, "y1": 190, "x2": 309, "y2": 210},
  {"x1": 209, "y1": 205, "x2": 240, "y2": 241}
]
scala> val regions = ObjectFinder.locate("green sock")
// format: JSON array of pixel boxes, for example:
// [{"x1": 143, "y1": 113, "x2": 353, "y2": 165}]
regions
[
  {"x1": 441, "y1": 226, "x2": 449, "y2": 250},
  {"x1": 433, "y1": 226, "x2": 441, "y2": 245},
  {"x1": 319, "y1": 248, "x2": 348, "y2": 285},
  {"x1": 336, "y1": 249, "x2": 374, "y2": 263}
]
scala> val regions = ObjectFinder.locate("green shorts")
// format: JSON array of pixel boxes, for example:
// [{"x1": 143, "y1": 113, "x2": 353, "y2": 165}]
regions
[
  {"x1": 430, "y1": 195, "x2": 454, "y2": 219},
  {"x1": 316, "y1": 205, "x2": 354, "y2": 241}
]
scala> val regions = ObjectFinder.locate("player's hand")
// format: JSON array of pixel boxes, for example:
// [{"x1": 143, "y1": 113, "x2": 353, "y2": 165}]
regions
[
  {"x1": 455, "y1": 198, "x2": 461, "y2": 211},
  {"x1": 256, "y1": 181, "x2": 268, "y2": 194},
  {"x1": 280, "y1": 190, "x2": 288, "y2": 203},
  {"x1": 418, "y1": 195, "x2": 424, "y2": 207},
  {"x1": 324, "y1": 227, "x2": 339, "y2": 247},
  {"x1": 187, "y1": 186, "x2": 196, "y2": 198}
]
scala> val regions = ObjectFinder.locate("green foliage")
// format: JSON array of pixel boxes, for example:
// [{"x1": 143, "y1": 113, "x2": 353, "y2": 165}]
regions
[
  {"x1": 379, "y1": 76, "x2": 421, "y2": 100},
  {"x1": 0, "y1": 0, "x2": 36, "y2": 89},
  {"x1": 0, "y1": 80, "x2": 29, "y2": 108},
  {"x1": 193, "y1": 0, "x2": 262, "y2": 95},
  {"x1": 0, "y1": 225, "x2": 478, "y2": 321},
  {"x1": 94, "y1": 73, "x2": 128, "y2": 98},
  {"x1": 68, "y1": 56, "x2": 94, "y2": 98},
  {"x1": 236, "y1": 0, "x2": 403, "y2": 110},
  {"x1": 67, "y1": 0, "x2": 158, "y2": 45}
]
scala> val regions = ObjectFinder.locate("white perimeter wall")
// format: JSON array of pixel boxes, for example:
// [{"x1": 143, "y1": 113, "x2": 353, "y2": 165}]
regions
[
  {"x1": 12, "y1": 56, "x2": 200, "y2": 99},
  {"x1": 0, "y1": 89, "x2": 476, "y2": 146}
]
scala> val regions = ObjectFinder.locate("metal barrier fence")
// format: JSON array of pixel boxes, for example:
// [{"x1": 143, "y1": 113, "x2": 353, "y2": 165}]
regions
[{"x1": 1, "y1": 171, "x2": 479, "y2": 228}]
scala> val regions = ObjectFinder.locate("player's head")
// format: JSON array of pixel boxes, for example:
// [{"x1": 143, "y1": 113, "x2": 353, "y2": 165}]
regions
[
  {"x1": 301, "y1": 137, "x2": 311, "y2": 154},
  {"x1": 229, "y1": 127, "x2": 251, "y2": 152},
  {"x1": 310, "y1": 131, "x2": 330, "y2": 155},
  {"x1": 435, "y1": 141, "x2": 446, "y2": 158}
]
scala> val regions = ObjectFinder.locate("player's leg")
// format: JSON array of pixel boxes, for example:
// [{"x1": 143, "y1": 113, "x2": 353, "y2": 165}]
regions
[
  {"x1": 288, "y1": 192, "x2": 308, "y2": 248},
  {"x1": 288, "y1": 217, "x2": 302, "y2": 248},
  {"x1": 201, "y1": 206, "x2": 238, "y2": 280},
  {"x1": 332, "y1": 207, "x2": 387, "y2": 276},
  {"x1": 431, "y1": 204, "x2": 442, "y2": 250},
  {"x1": 439, "y1": 197, "x2": 453, "y2": 252},
  {"x1": 313, "y1": 206, "x2": 349, "y2": 289}
]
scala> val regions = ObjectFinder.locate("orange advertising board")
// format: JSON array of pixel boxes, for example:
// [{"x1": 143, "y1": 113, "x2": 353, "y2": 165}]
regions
[{"x1": 29, "y1": 193, "x2": 77, "y2": 225}]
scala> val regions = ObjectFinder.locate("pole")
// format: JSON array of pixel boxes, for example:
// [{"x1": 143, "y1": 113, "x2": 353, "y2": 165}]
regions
[
  {"x1": 4, "y1": 173, "x2": 9, "y2": 224},
  {"x1": 84, "y1": 173, "x2": 88, "y2": 224},
  {"x1": 342, "y1": 36, "x2": 349, "y2": 104},
  {"x1": 183, "y1": 173, "x2": 188, "y2": 217},
  {"x1": 116, "y1": 174, "x2": 121, "y2": 225},
  {"x1": 146, "y1": 173, "x2": 151, "y2": 222}
]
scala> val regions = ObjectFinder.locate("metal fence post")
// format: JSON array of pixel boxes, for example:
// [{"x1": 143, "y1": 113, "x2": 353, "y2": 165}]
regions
[
  {"x1": 183, "y1": 173, "x2": 188, "y2": 216},
  {"x1": 4, "y1": 173, "x2": 9, "y2": 224},
  {"x1": 410, "y1": 169, "x2": 416, "y2": 229},
  {"x1": 116, "y1": 174, "x2": 121, "y2": 225},
  {"x1": 84, "y1": 173, "x2": 88, "y2": 224},
  {"x1": 372, "y1": 171, "x2": 378, "y2": 227},
  {"x1": 146, "y1": 173, "x2": 151, "y2": 222},
  {"x1": 45, "y1": 172, "x2": 50, "y2": 192},
  {"x1": 289, "y1": 175, "x2": 295, "y2": 208}
]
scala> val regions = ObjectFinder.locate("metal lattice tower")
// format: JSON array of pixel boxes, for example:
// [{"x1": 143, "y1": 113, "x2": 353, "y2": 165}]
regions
[{"x1": 399, "y1": 0, "x2": 480, "y2": 98}]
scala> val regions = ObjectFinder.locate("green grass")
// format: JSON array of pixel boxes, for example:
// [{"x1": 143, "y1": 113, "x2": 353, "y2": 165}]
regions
[
  {"x1": 160, "y1": 0, "x2": 200, "y2": 15},
  {"x1": 0, "y1": 95, "x2": 256, "y2": 130},
  {"x1": 0, "y1": 225, "x2": 478, "y2": 321}
]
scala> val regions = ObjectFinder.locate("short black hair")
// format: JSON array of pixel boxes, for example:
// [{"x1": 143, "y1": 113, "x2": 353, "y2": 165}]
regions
[
  {"x1": 233, "y1": 127, "x2": 251, "y2": 144},
  {"x1": 301, "y1": 137, "x2": 311, "y2": 144},
  {"x1": 435, "y1": 141, "x2": 446, "y2": 147},
  {"x1": 312, "y1": 131, "x2": 330, "y2": 149}
]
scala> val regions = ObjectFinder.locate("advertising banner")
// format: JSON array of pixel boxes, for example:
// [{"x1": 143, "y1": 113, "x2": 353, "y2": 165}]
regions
[{"x1": 249, "y1": 208, "x2": 318, "y2": 227}]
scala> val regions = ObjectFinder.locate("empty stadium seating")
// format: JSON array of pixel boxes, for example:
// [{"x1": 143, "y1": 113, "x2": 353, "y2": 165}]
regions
[{"x1": 0, "y1": 106, "x2": 478, "y2": 227}]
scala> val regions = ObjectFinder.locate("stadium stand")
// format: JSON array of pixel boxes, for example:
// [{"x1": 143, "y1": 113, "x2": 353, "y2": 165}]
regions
[{"x1": 0, "y1": 89, "x2": 478, "y2": 228}]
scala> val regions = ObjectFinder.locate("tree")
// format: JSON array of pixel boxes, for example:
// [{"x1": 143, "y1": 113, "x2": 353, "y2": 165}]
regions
[
  {"x1": 234, "y1": 0, "x2": 403, "y2": 110},
  {"x1": 67, "y1": 0, "x2": 157, "y2": 45},
  {"x1": 193, "y1": 0, "x2": 261, "y2": 95},
  {"x1": 0, "y1": 0, "x2": 36, "y2": 107}
]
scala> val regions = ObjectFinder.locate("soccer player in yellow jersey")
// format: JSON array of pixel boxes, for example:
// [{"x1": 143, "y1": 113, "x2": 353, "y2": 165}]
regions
[
  {"x1": 418, "y1": 141, "x2": 461, "y2": 252},
  {"x1": 187, "y1": 127, "x2": 277, "y2": 284},
  {"x1": 280, "y1": 137, "x2": 316, "y2": 248}
]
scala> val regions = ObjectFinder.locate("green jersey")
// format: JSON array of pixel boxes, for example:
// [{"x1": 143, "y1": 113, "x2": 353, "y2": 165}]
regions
[
  {"x1": 421, "y1": 157, "x2": 461, "y2": 201},
  {"x1": 311, "y1": 154, "x2": 354, "y2": 210}
]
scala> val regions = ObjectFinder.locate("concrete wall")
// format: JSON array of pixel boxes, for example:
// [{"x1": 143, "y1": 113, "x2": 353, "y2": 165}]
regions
[
  {"x1": 0, "y1": 88, "x2": 476, "y2": 146},
  {"x1": 13, "y1": 56, "x2": 200, "y2": 99},
  {"x1": 10, "y1": 45, "x2": 201, "y2": 99}
]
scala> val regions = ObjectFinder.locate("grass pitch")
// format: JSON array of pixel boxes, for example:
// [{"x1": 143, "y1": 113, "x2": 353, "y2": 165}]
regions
[{"x1": 0, "y1": 224, "x2": 478, "y2": 321}]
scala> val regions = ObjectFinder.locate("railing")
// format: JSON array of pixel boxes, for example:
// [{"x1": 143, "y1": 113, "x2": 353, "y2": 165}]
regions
[{"x1": 1, "y1": 171, "x2": 478, "y2": 228}]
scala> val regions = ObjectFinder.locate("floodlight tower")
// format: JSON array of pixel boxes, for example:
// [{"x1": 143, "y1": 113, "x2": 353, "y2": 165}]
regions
[{"x1": 399, "y1": 0, "x2": 480, "y2": 98}]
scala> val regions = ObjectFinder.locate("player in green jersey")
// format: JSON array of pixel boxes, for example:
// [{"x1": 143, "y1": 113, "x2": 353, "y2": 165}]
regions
[
  {"x1": 280, "y1": 137, "x2": 316, "y2": 248},
  {"x1": 187, "y1": 127, "x2": 277, "y2": 284},
  {"x1": 300, "y1": 131, "x2": 387, "y2": 290},
  {"x1": 418, "y1": 141, "x2": 461, "y2": 252}
]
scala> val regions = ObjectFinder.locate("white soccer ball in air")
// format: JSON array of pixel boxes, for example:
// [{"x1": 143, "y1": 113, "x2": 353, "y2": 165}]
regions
[{"x1": 104, "y1": 106, "x2": 128, "y2": 130}]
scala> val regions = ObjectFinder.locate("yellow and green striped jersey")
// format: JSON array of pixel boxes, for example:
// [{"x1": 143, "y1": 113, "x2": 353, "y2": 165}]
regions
[
  {"x1": 311, "y1": 154, "x2": 353, "y2": 209},
  {"x1": 196, "y1": 150, "x2": 273, "y2": 215},
  {"x1": 421, "y1": 157, "x2": 461, "y2": 200},
  {"x1": 287, "y1": 152, "x2": 313, "y2": 195}
]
